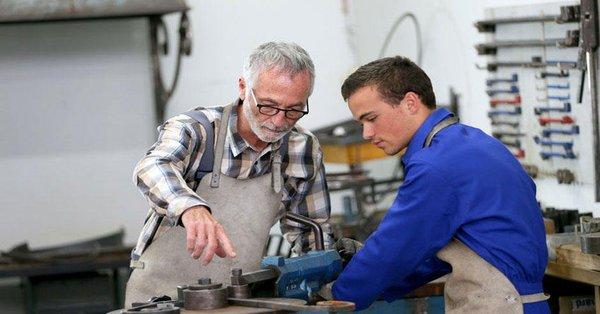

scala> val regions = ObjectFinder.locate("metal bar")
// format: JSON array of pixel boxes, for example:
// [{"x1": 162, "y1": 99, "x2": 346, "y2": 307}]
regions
[
  {"x1": 580, "y1": 0, "x2": 600, "y2": 200},
  {"x1": 285, "y1": 213, "x2": 324, "y2": 251},
  {"x1": 475, "y1": 38, "x2": 572, "y2": 55},
  {"x1": 534, "y1": 102, "x2": 571, "y2": 115},
  {"x1": 542, "y1": 125, "x2": 580, "y2": 137},
  {"x1": 0, "y1": 0, "x2": 189, "y2": 24},
  {"x1": 475, "y1": 15, "x2": 560, "y2": 33}
]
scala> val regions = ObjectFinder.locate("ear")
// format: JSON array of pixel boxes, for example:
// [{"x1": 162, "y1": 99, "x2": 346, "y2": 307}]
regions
[
  {"x1": 238, "y1": 77, "x2": 247, "y2": 101},
  {"x1": 403, "y1": 92, "x2": 421, "y2": 114}
]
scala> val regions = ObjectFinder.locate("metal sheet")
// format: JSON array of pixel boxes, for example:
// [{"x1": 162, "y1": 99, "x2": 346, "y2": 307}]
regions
[{"x1": 0, "y1": 0, "x2": 188, "y2": 24}]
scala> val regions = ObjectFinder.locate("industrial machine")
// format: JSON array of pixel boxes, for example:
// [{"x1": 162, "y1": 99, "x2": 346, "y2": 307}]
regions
[{"x1": 109, "y1": 213, "x2": 356, "y2": 313}]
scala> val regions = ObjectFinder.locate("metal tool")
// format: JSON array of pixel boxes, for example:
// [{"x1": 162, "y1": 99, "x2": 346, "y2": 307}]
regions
[
  {"x1": 538, "y1": 115, "x2": 575, "y2": 126},
  {"x1": 522, "y1": 164, "x2": 539, "y2": 178},
  {"x1": 546, "y1": 95, "x2": 571, "y2": 101},
  {"x1": 183, "y1": 279, "x2": 229, "y2": 310},
  {"x1": 474, "y1": 5, "x2": 579, "y2": 33},
  {"x1": 548, "y1": 83, "x2": 571, "y2": 89},
  {"x1": 491, "y1": 120, "x2": 520, "y2": 128},
  {"x1": 492, "y1": 131, "x2": 525, "y2": 138},
  {"x1": 486, "y1": 85, "x2": 519, "y2": 96},
  {"x1": 478, "y1": 60, "x2": 578, "y2": 72},
  {"x1": 229, "y1": 298, "x2": 355, "y2": 312},
  {"x1": 486, "y1": 74, "x2": 518, "y2": 86},
  {"x1": 536, "y1": 70, "x2": 570, "y2": 78},
  {"x1": 533, "y1": 136, "x2": 574, "y2": 150},
  {"x1": 111, "y1": 301, "x2": 180, "y2": 314},
  {"x1": 488, "y1": 107, "x2": 522, "y2": 117},
  {"x1": 490, "y1": 95, "x2": 521, "y2": 106},
  {"x1": 541, "y1": 125, "x2": 580, "y2": 137},
  {"x1": 534, "y1": 102, "x2": 571, "y2": 115},
  {"x1": 540, "y1": 151, "x2": 577, "y2": 159},
  {"x1": 475, "y1": 38, "x2": 575, "y2": 55},
  {"x1": 556, "y1": 169, "x2": 576, "y2": 184},
  {"x1": 499, "y1": 138, "x2": 521, "y2": 149}
]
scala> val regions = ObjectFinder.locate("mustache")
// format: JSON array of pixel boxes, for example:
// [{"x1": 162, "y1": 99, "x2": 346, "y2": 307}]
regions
[{"x1": 262, "y1": 122, "x2": 292, "y2": 133}]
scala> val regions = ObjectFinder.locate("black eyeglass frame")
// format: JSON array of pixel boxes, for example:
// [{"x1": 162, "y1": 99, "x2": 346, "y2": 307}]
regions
[
  {"x1": 250, "y1": 88, "x2": 309, "y2": 119},
  {"x1": 256, "y1": 102, "x2": 309, "y2": 119}
]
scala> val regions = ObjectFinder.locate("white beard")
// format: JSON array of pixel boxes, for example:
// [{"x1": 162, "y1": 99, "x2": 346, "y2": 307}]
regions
[{"x1": 242, "y1": 99, "x2": 293, "y2": 143}]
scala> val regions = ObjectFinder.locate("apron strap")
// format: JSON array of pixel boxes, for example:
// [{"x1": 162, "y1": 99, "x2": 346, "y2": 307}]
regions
[
  {"x1": 182, "y1": 108, "x2": 215, "y2": 181},
  {"x1": 520, "y1": 292, "x2": 550, "y2": 304},
  {"x1": 210, "y1": 103, "x2": 235, "y2": 188},
  {"x1": 271, "y1": 133, "x2": 290, "y2": 194},
  {"x1": 423, "y1": 116, "x2": 459, "y2": 148}
]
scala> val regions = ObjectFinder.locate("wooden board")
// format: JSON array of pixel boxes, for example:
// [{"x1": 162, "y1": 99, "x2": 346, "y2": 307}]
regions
[{"x1": 556, "y1": 244, "x2": 600, "y2": 271}]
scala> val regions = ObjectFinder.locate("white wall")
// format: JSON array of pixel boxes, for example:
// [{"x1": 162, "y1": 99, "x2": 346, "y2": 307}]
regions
[
  {"x1": 0, "y1": 19, "x2": 156, "y2": 250},
  {"x1": 1, "y1": 0, "x2": 593, "y2": 251},
  {"x1": 347, "y1": 0, "x2": 600, "y2": 215},
  {"x1": 0, "y1": 1, "x2": 355, "y2": 250}
]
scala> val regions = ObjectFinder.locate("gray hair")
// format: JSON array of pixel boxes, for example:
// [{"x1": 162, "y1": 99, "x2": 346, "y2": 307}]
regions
[{"x1": 242, "y1": 41, "x2": 315, "y2": 95}]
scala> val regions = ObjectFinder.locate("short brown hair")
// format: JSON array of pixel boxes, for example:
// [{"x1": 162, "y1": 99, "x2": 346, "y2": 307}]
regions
[{"x1": 341, "y1": 56, "x2": 436, "y2": 109}]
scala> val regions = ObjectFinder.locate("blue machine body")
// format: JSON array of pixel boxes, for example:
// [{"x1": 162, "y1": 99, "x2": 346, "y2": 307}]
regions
[{"x1": 261, "y1": 250, "x2": 342, "y2": 301}]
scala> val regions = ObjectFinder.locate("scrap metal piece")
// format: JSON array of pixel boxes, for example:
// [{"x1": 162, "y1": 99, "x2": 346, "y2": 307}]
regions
[
  {"x1": 581, "y1": 233, "x2": 600, "y2": 254},
  {"x1": 229, "y1": 297, "x2": 355, "y2": 312},
  {"x1": 112, "y1": 301, "x2": 180, "y2": 314}
]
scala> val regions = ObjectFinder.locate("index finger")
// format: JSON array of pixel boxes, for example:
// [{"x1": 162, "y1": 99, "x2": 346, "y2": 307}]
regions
[{"x1": 216, "y1": 226, "x2": 237, "y2": 258}]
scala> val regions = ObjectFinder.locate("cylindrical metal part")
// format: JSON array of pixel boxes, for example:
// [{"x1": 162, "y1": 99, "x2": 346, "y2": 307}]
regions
[
  {"x1": 587, "y1": 51, "x2": 600, "y2": 201},
  {"x1": 227, "y1": 284, "x2": 250, "y2": 299},
  {"x1": 184, "y1": 287, "x2": 228, "y2": 310},
  {"x1": 177, "y1": 285, "x2": 189, "y2": 302}
]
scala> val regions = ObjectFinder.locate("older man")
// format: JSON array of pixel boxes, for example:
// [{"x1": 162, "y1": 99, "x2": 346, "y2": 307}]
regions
[
  {"x1": 332, "y1": 56, "x2": 549, "y2": 313},
  {"x1": 126, "y1": 42, "x2": 332, "y2": 305}
]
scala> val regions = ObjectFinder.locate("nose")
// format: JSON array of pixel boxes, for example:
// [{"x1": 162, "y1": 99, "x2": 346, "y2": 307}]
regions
[
  {"x1": 362, "y1": 124, "x2": 374, "y2": 140},
  {"x1": 271, "y1": 111, "x2": 288, "y2": 127}
]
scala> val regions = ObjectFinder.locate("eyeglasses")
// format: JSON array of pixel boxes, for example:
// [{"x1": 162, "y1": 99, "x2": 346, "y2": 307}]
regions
[{"x1": 250, "y1": 88, "x2": 309, "y2": 119}]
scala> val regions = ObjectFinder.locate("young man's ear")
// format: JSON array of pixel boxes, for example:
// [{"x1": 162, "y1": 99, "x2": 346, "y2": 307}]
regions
[{"x1": 403, "y1": 92, "x2": 421, "y2": 114}]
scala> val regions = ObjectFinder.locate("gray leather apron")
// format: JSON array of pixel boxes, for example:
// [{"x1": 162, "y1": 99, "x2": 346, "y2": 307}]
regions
[
  {"x1": 426, "y1": 116, "x2": 548, "y2": 313},
  {"x1": 125, "y1": 104, "x2": 284, "y2": 305}
]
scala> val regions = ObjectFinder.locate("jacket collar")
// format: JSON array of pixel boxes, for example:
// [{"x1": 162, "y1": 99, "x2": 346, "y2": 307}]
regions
[{"x1": 401, "y1": 107, "x2": 453, "y2": 165}]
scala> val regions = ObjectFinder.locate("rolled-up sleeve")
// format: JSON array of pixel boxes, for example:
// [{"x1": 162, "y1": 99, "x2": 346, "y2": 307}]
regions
[
  {"x1": 332, "y1": 160, "x2": 459, "y2": 310},
  {"x1": 133, "y1": 116, "x2": 210, "y2": 220}
]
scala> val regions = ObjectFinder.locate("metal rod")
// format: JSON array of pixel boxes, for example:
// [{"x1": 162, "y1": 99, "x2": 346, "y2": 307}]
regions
[
  {"x1": 588, "y1": 51, "x2": 600, "y2": 201},
  {"x1": 284, "y1": 213, "x2": 324, "y2": 251}
]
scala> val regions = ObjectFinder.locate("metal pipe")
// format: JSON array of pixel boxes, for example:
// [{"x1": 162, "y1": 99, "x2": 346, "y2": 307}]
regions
[
  {"x1": 587, "y1": 51, "x2": 600, "y2": 201},
  {"x1": 284, "y1": 213, "x2": 324, "y2": 251}
]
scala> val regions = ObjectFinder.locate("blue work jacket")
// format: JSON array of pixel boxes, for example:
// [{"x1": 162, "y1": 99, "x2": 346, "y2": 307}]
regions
[{"x1": 332, "y1": 108, "x2": 549, "y2": 313}]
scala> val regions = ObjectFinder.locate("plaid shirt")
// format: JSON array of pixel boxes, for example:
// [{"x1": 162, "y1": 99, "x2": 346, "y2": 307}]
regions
[{"x1": 131, "y1": 101, "x2": 332, "y2": 260}]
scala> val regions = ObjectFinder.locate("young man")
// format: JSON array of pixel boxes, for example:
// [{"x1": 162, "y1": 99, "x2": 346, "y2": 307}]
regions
[
  {"x1": 332, "y1": 56, "x2": 549, "y2": 313},
  {"x1": 126, "y1": 42, "x2": 332, "y2": 305}
]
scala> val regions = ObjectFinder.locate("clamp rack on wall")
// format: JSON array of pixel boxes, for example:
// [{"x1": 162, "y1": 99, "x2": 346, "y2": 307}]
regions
[{"x1": 474, "y1": 2, "x2": 600, "y2": 192}]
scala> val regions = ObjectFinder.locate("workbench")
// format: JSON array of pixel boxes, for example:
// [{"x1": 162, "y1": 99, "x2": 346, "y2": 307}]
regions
[
  {"x1": 0, "y1": 246, "x2": 131, "y2": 313},
  {"x1": 546, "y1": 260, "x2": 600, "y2": 313}
]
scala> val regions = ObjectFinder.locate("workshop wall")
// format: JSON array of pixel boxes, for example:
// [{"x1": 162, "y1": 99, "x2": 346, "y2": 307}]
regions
[
  {"x1": 345, "y1": 0, "x2": 600, "y2": 217},
  {"x1": 0, "y1": 1, "x2": 355, "y2": 250},
  {"x1": 1, "y1": 0, "x2": 594, "y2": 252}
]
